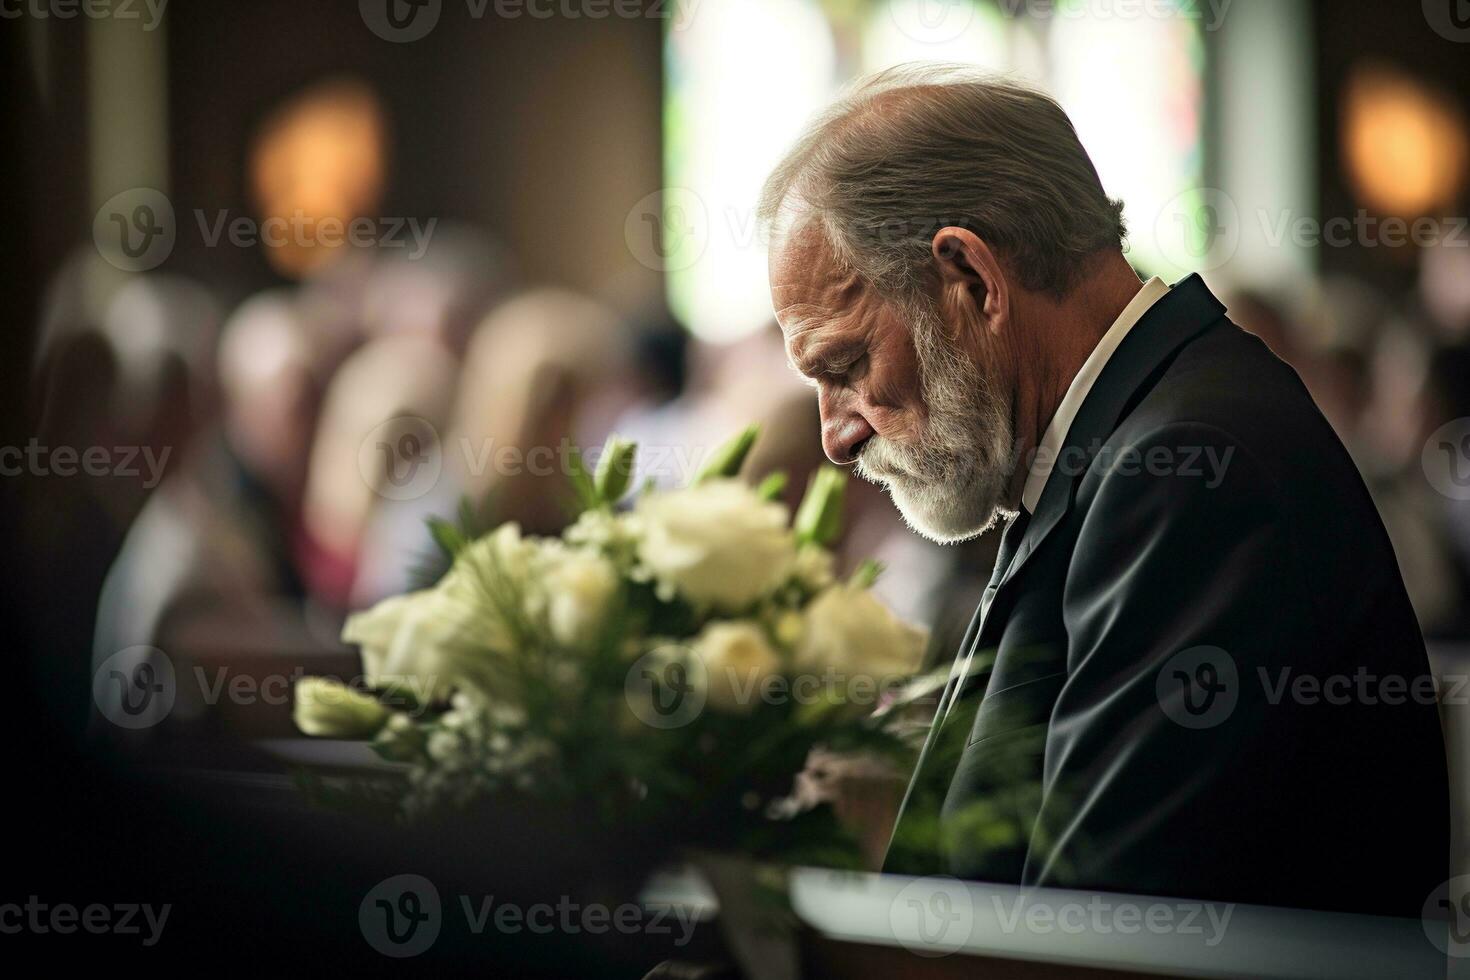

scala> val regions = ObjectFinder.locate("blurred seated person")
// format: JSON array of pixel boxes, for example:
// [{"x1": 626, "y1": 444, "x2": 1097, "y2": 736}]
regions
[
  {"x1": 92, "y1": 291, "x2": 322, "y2": 692},
  {"x1": 449, "y1": 289, "x2": 633, "y2": 536},
  {"x1": 299, "y1": 334, "x2": 458, "y2": 608}
]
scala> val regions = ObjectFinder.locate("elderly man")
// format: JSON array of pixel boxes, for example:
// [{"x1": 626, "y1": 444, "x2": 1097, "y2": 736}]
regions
[{"x1": 760, "y1": 67, "x2": 1447, "y2": 917}]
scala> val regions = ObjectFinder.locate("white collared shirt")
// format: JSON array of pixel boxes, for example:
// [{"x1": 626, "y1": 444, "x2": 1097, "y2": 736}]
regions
[{"x1": 1020, "y1": 277, "x2": 1171, "y2": 514}]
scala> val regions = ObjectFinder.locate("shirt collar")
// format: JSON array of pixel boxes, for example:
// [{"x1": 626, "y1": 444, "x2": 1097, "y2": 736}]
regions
[{"x1": 1019, "y1": 276, "x2": 1171, "y2": 514}]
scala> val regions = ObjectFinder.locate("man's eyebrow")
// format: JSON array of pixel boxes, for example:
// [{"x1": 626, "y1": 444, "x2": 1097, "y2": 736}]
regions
[{"x1": 788, "y1": 331, "x2": 860, "y2": 380}]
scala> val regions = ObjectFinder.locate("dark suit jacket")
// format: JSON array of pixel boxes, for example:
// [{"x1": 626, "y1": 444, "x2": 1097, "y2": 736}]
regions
[{"x1": 885, "y1": 274, "x2": 1449, "y2": 918}]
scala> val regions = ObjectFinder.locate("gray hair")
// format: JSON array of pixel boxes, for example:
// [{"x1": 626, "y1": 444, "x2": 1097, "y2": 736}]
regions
[{"x1": 758, "y1": 65, "x2": 1127, "y2": 300}]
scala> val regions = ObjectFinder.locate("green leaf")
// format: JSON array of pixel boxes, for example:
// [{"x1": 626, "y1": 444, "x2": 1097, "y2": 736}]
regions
[
  {"x1": 458, "y1": 496, "x2": 481, "y2": 535},
  {"x1": 755, "y1": 471, "x2": 788, "y2": 501},
  {"x1": 373, "y1": 681, "x2": 425, "y2": 714},
  {"x1": 425, "y1": 516, "x2": 466, "y2": 559},
  {"x1": 794, "y1": 465, "x2": 847, "y2": 545},
  {"x1": 566, "y1": 443, "x2": 601, "y2": 512},
  {"x1": 693, "y1": 423, "x2": 760, "y2": 484},
  {"x1": 594, "y1": 434, "x2": 638, "y2": 505},
  {"x1": 849, "y1": 557, "x2": 884, "y2": 589}
]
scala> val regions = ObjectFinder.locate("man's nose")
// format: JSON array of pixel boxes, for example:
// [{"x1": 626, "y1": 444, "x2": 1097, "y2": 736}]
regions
[{"x1": 819, "y1": 404, "x2": 875, "y2": 466}]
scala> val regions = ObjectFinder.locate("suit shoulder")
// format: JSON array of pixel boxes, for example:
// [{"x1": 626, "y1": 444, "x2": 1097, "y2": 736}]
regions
[{"x1": 1115, "y1": 319, "x2": 1344, "y2": 478}]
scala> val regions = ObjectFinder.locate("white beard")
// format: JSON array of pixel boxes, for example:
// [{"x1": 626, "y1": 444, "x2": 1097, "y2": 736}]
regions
[{"x1": 854, "y1": 301, "x2": 1018, "y2": 544}]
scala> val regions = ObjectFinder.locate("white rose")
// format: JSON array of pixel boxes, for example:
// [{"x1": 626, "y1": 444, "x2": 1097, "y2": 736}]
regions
[
  {"x1": 543, "y1": 548, "x2": 619, "y2": 648},
  {"x1": 343, "y1": 587, "x2": 508, "y2": 701},
  {"x1": 634, "y1": 479, "x2": 796, "y2": 610},
  {"x1": 449, "y1": 523, "x2": 540, "y2": 597},
  {"x1": 694, "y1": 620, "x2": 782, "y2": 714},
  {"x1": 796, "y1": 585, "x2": 928, "y2": 682},
  {"x1": 293, "y1": 677, "x2": 389, "y2": 738},
  {"x1": 343, "y1": 523, "x2": 536, "y2": 701}
]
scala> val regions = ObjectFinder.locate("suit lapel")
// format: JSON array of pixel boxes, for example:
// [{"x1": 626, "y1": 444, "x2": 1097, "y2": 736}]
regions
[
  {"x1": 884, "y1": 275, "x2": 1228, "y2": 867},
  {"x1": 984, "y1": 274, "x2": 1228, "y2": 614},
  {"x1": 956, "y1": 275, "x2": 1227, "y2": 695}
]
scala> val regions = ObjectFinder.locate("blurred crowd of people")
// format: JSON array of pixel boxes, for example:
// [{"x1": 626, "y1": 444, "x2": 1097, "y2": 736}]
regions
[
  {"x1": 27, "y1": 215, "x2": 1470, "y2": 743},
  {"x1": 30, "y1": 225, "x2": 982, "y2": 744},
  {"x1": 1224, "y1": 241, "x2": 1470, "y2": 641}
]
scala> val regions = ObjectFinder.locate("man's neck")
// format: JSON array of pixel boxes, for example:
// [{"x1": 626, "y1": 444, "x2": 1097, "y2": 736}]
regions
[{"x1": 1002, "y1": 254, "x2": 1146, "y2": 508}]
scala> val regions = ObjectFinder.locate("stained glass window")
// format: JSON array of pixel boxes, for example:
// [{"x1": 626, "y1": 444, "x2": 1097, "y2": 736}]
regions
[{"x1": 663, "y1": 0, "x2": 1207, "y2": 339}]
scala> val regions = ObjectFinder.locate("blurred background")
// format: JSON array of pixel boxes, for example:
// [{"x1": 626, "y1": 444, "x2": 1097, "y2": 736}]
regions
[{"x1": 5, "y1": 0, "x2": 1470, "y2": 965}]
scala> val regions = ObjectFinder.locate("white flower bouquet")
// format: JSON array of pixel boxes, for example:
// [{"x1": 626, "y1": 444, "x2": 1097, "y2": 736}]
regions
[{"x1": 293, "y1": 426, "x2": 928, "y2": 866}]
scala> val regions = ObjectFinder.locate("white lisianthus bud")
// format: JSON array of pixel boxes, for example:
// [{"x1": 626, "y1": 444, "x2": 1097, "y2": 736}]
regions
[
  {"x1": 635, "y1": 479, "x2": 796, "y2": 610},
  {"x1": 694, "y1": 620, "x2": 782, "y2": 714},
  {"x1": 293, "y1": 677, "x2": 389, "y2": 738},
  {"x1": 372, "y1": 713, "x2": 427, "y2": 762},
  {"x1": 792, "y1": 544, "x2": 836, "y2": 592},
  {"x1": 773, "y1": 609, "x2": 805, "y2": 648},
  {"x1": 797, "y1": 584, "x2": 928, "y2": 683},
  {"x1": 543, "y1": 549, "x2": 620, "y2": 648},
  {"x1": 793, "y1": 464, "x2": 846, "y2": 545}
]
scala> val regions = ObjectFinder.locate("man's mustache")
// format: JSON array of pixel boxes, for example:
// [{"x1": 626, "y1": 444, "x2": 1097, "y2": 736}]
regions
[{"x1": 856, "y1": 436, "x2": 924, "y2": 482}]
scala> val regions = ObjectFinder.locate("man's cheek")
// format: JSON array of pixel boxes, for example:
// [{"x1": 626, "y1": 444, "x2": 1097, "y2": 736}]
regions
[
  {"x1": 865, "y1": 403, "x2": 922, "y2": 444},
  {"x1": 864, "y1": 363, "x2": 922, "y2": 419}
]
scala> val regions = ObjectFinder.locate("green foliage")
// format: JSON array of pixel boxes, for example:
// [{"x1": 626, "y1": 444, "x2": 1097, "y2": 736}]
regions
[
  {"x1": 849, "y1": 558, "x2": 884, "y2": 589},
  {"x1": 693, "y1": 423, "x2": 760, "y2": 483},
  {"x1": 426, "y1": 517, "x2": 466, "y2": 559},
  {"x1": 794, "y1": 465, "x2": 846, "y2": 546},
  {"x1": 565, "y1": 443, "x2": 601, "y2": 512},
  {"x1": 755, "y1": 470, "x2": 788, "y2": 501},
  {"x1": 594, "y1": 434, "x2": 638, "y2": 505},
  {"x1": 414, "y1": 494, "x2": 497, "y2": 589}
]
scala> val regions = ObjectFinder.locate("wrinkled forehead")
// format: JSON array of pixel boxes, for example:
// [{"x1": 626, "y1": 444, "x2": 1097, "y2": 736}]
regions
[{"x1": 768, "y1": 222, "x2": 863, "y2": 334}]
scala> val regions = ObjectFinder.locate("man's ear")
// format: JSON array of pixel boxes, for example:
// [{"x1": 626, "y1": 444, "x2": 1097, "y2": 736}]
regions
[{"x1": 931, "y1": 226, "x2": 1008, "y2": 335}]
